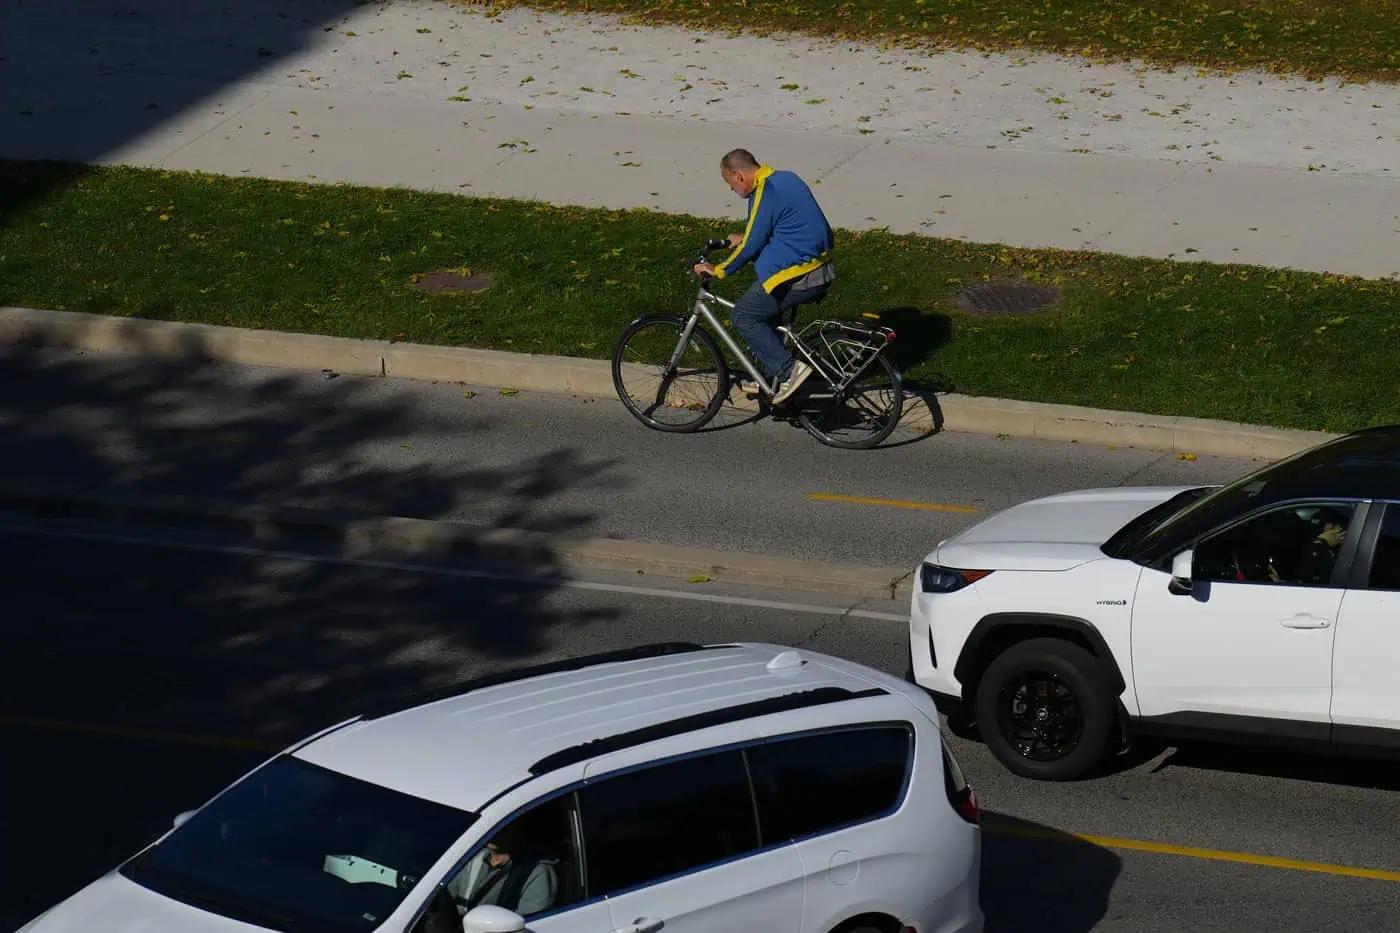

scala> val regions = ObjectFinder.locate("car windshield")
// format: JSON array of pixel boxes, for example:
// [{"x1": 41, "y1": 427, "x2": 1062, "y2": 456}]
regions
[
  {"x1": 1112, "y1": 432, "x2": 1389, "y2": 564},
  {"x1": 121, "y1": 755, "x2": 475, "y2": 933}
]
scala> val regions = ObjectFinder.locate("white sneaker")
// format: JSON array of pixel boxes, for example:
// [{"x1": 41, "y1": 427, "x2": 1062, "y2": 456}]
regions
[{"x1": 771, "y1": 361, "x2": 813, "y2": 405}]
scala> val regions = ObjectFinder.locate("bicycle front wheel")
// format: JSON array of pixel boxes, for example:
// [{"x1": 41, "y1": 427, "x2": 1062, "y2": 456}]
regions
[
  {"x1": 796, "y1": 354, "x2": 904, "y2": 449},
  {"x1": 612, "y1": 315, "x2": 730, "y2": 432}
]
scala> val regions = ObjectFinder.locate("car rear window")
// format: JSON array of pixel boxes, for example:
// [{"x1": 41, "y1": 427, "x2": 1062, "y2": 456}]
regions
[
  {"x1": 577, "y1": 750, "x2": 758, "y2": 897},
  {"x1": 747, "y1": 725, "x2": 912, "y2": 843}
]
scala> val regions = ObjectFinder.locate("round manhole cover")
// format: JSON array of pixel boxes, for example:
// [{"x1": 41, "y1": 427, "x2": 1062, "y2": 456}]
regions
[
  {"x1": 411, "y1": 270, "x2": 492, "y2": 294},
  {"x1": 952, "y1": 280, "x2": 1059, "y2": 316}
]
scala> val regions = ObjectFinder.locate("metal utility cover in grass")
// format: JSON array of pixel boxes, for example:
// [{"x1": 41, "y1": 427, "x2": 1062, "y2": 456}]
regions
[
  {"x1": 412, "y1": 270, "x2": 492, "y2": 294},
  {"x1": 953, "y1": 280, "x2": 1059, "y2": 316}
]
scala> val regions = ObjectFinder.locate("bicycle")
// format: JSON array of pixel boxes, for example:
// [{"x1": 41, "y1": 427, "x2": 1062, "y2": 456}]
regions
[{"x1": 611, "y1": 240, "x2": 904, "y2": 449}]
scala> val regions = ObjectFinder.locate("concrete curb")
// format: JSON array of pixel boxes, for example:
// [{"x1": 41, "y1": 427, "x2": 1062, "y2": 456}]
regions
[
  {"x1": 0, "y1": 481, "x2": 913, "y2": 601},
  {"x1": 1, "y1": 305, "x2": 1339, "y2": 460}
]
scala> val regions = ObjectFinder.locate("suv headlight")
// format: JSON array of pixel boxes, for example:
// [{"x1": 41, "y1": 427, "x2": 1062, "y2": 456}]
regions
[{"x1": 920, "y1": 562, "x2": 992, "y2": 593}]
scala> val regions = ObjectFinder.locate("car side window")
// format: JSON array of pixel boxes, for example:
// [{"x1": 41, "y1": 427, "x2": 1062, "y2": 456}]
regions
[
  {"x1": 1367, "y1": 504, "x2": 1400, "y2": 590},
  {"x1": 1194, "y1": 502, "x2": 1357, "y2": 586},
  {"x1": 413, "y1": 793, "x2": 583, "y2": 933},
  {"x1": 747, "y1": 726, "x2": 911, "y2": 843},
  {"x1": 577, "y1": 750, "x2": 758, "y2": 897}
]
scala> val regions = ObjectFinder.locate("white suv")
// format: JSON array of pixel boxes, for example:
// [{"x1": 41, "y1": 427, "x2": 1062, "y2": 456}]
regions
[
  {"x1": 909, "y1": 426, "x2": 1400, "y2": 780},
  {"x1": 23, "y1": 643, "x2": 982, "y2": 933}
]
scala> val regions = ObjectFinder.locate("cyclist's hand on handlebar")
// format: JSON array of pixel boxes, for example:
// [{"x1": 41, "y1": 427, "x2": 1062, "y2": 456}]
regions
[
  {"x1": 725, "y1": 232, "x2": 743, "y2": 247},
  {"x1": 693, "y1": 261, "x2": 716, "y2": 279}
]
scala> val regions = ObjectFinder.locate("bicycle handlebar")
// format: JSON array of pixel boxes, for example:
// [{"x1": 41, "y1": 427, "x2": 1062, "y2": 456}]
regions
[{"x1": 692, "y1": 239, "x2": 730, "y2": 283}]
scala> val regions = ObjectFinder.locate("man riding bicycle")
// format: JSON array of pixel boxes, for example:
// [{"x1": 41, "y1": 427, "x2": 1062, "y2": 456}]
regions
[{"x1": 693, "y1": 149, "x2": 835, "y2": 405}]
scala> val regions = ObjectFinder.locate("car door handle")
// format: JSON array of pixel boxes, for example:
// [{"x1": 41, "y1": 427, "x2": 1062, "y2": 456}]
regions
[
  {"x1": 1281, "y1": 614, "x2": 1331, "y2": 629},
  {"x1": 613, "y1": 919, "x2": 664, "y2": 933}
]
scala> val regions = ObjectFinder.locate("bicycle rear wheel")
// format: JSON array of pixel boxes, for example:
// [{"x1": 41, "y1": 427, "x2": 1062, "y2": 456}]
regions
[
  {"x1": 796, "y1": 354, "x2": 903, "y2": 449},
  {"x1": 612, "y1": 315, "x2": 730, "y2": 432}
]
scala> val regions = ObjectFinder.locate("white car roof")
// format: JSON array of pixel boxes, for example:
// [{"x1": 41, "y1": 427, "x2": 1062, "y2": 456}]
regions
[{"x1": 293, "y1": 643, "x2": 897, "y2": 811}]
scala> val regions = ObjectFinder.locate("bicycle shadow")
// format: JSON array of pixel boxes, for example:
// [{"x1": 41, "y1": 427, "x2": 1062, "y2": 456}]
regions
[
  {"x1": 864, "y1": 306, "x2": 955, "y2": 449},
  {"x1": 696, "y1": 305, "x2": 956, "y2": 446},
  {"x1": 871, "y1": 306, "x2": 954, "y2": 372}
]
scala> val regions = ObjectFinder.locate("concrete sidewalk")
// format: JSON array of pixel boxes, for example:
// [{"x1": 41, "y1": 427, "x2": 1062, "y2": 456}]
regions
[{"x1": 3, "y1": 0, "x2": 1397, "y2": 279}]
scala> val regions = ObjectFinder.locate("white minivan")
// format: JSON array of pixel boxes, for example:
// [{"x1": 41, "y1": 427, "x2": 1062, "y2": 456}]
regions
[{"x1": 21, "y1": 643, "x2": 983, "y2": 933}]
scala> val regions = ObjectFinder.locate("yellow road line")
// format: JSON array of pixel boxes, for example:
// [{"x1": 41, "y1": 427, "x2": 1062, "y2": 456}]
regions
[
  {"x1": 0, "y1": 714, "x2": 279, "y2": 753},
  {"x1": 985, "y1": 823, "x2": 1400, "y2": 884},
  {"x1": 805, "y1": 492, "x2": 982, "y2": 514}
]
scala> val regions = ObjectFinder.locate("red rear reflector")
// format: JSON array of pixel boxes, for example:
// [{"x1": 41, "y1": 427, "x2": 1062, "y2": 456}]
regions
[{"x1": 955, "y1": 786, "x2": 980, "y2": 825}]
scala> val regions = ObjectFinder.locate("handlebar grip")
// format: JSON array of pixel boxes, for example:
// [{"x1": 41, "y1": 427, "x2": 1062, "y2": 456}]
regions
[{"x1": 705, "y1": 238, "x2": 729, "y2": 252}]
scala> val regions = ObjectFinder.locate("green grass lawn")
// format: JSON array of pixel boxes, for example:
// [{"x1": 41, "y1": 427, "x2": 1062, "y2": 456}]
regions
[
  {"x1": 468, "y1": 0, "x2": 1400, "y2": 82},
  {"x1": 3, "y1": 160, "x2": 1398, "y2": 432}
]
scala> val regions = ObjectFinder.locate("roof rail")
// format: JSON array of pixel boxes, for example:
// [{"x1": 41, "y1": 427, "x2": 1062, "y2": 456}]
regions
[
  {"x1": 527, "y1": 685, "x2": 887, "y2": 776},
  {"x1": 363, "y1": 642, "x2": 722, "y2": 721}
]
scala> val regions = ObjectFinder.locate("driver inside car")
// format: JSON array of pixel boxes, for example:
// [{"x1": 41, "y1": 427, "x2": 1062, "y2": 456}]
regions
[{"x1": 1226, "y1": 506, "x2": 1350, "y2": 584}]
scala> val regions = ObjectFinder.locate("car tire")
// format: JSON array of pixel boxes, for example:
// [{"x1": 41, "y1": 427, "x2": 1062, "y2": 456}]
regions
[{"x1": 974, "y1": 637, "x2": 1116, "y2": 781}]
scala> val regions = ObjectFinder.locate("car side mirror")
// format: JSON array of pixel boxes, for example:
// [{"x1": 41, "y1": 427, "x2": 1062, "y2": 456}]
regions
[
  {"x1": 1169, "y1": 549, "x2": 1194, "y2": 594},
  {"x1": 462, "y1": 906, "x2": 525, "y2": 933},
  {"x1": 172, "y1": 810, "x2": 197, "y2": 830}
]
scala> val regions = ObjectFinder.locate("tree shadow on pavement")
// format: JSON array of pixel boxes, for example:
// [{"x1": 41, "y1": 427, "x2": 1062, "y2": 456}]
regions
[
  {"x1": 0, "y1": 342, "x2": 633, "y2": 929},
  {"x1": 1, "y1": 0, "x2": 365, "y2": 212},
  {"x1": 981, "y1": 812, "x2": 1122, "y2": 932}
]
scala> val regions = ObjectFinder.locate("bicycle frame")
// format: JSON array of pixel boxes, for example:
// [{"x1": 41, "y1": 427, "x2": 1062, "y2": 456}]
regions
[
  {"x1": 680, "y1": 284, "x2": 861, "y2": 399},
  {"x1": 676, "y1": 286, "x2": 777, "y2": 394}
]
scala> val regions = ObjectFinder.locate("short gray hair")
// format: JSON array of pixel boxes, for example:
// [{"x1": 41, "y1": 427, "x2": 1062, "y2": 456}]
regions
[{"x1": 720, "y1": 149, "x2": 760, "y2": 172}]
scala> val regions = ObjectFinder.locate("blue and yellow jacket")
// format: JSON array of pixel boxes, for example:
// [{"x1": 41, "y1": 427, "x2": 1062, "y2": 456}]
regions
[{"x1": 713, "y1": 165, "x2": 834, "y2": 293}]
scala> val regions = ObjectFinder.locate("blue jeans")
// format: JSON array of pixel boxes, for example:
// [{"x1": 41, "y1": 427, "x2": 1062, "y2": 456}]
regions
[{"x1": 730, "y1": 280, "x2": 830, "y2": 381}]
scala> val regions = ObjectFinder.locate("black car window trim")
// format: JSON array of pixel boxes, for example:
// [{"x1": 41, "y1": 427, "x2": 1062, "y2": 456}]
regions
[
  {"x1": 1155, "y1": 497, "x2": 1369, "y2": 587},
  {"x1": 572, "y1": 721, "x2": 916, "y2": 902},
  {"x1": 408, "y1": 719, "x2": 914, "y2": 925},
  {"x1": 403, "y1": 735, "x2": 768, "y2": 931},
  {"x1": 1119, "y1": 428, "x2": 1400, "y2": 564},
  {"x1": 1346, "y1": 500, "x2": 1397, "y2": 590},
  {"x1": 743, "y1": 722, "x2": 917, "y2": 849}
]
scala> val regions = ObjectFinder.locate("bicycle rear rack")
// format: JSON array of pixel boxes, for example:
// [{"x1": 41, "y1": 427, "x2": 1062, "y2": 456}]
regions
[{"x1": 789, "y1": 319, "x2": 893, "y2": 392}]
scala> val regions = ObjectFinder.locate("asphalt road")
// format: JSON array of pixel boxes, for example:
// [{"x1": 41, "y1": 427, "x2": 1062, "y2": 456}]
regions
[
  {"x1": 0, "y1": 346, "x2": 1257, "y2": 568},
  {"x1": 3, "y1": 520, "x2": 1397, "y2": 932}
]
